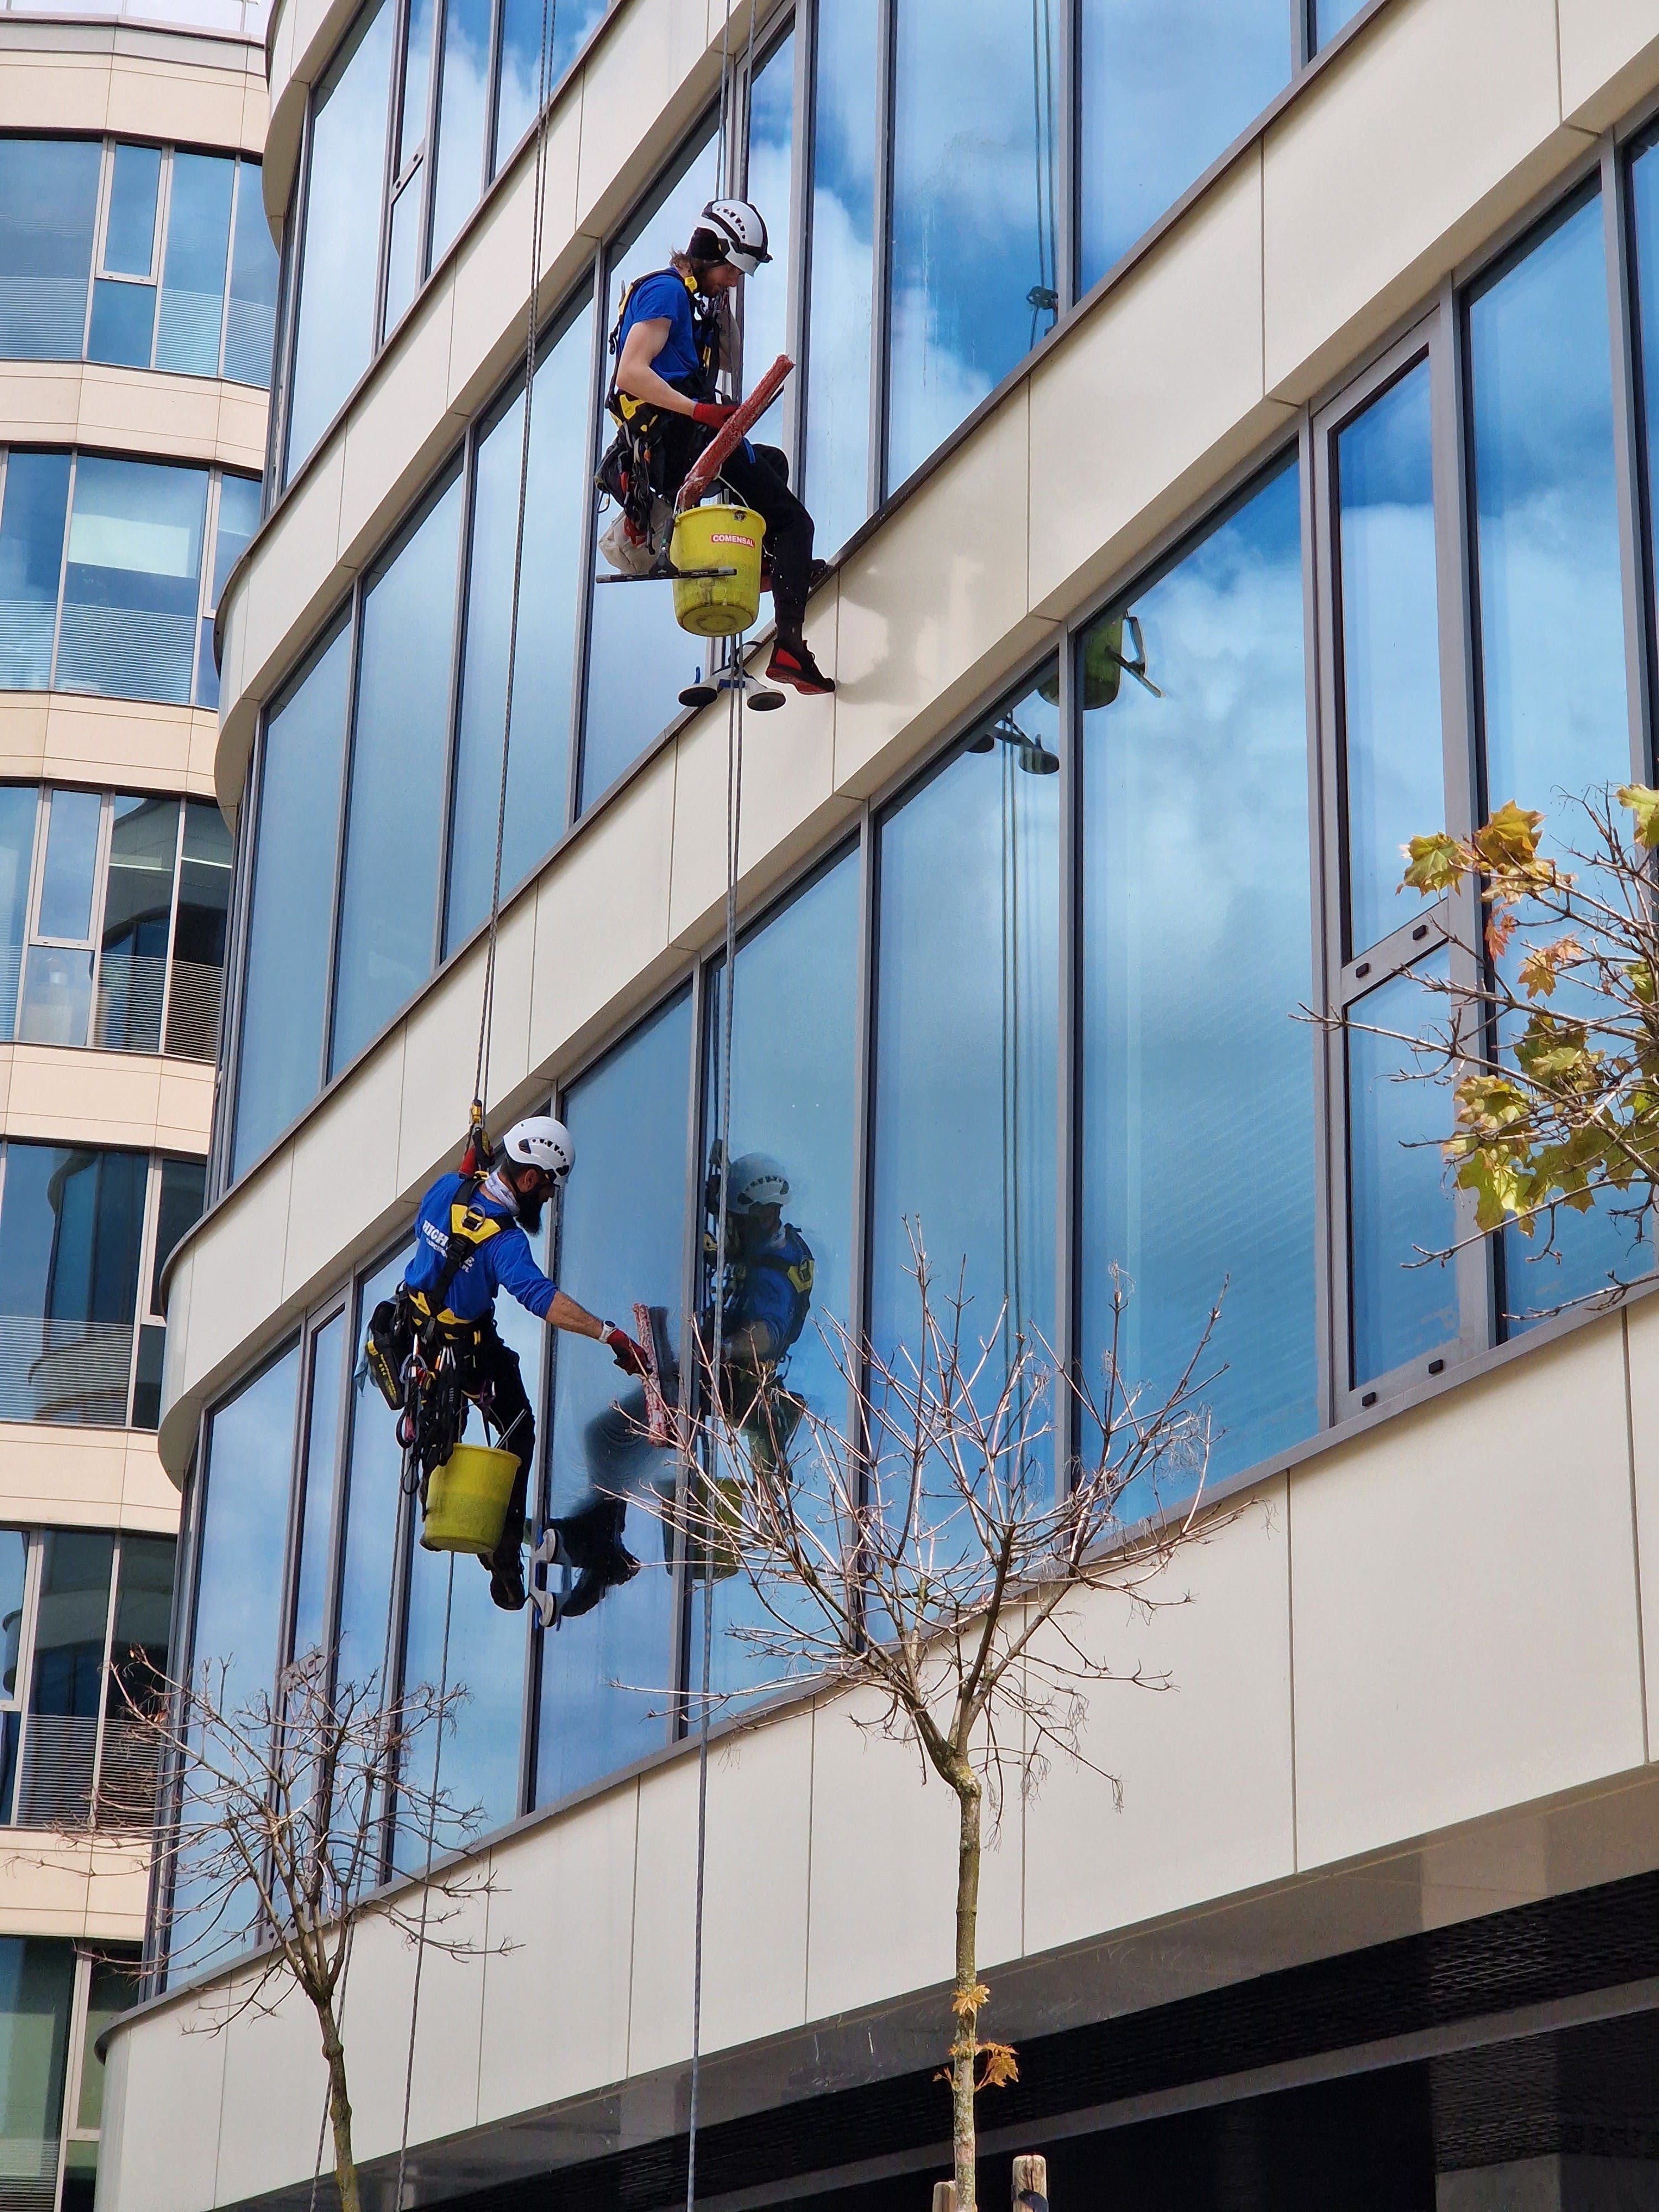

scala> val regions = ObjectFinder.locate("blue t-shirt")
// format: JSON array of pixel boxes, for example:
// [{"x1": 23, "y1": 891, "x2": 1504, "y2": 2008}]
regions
[
  {"x1": 617, "y1": 269, "x2": 708, "y2": 394},
  {"x1": 405, "y1": 1173, "x2": 558, "y2": 1324}
]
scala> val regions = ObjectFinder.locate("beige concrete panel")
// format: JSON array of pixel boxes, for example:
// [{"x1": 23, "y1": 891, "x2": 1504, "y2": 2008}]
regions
[
  {"x1": 0, "y1": 361, "x2": 87, "y2": 445},
  {"x1": 283, "y1": 1035, "x2": 407, "y2": 1303},
  {"x1": 1621, "y1": 1299, "x2": 1659, "y2": 1750},
  {"x1": 1292, "y1": 1317, "x2": 1646, "y2": 1870},
  {"x1": 212, "y1": 383, "x2": 272, "y2": 474},
  {"x1": 806, "y1": 1684, "x2": 1022, "y2": 2022},
  {"x1": 628, "y1": 1710, "x2": 813, "y2": 2075},
  {"x1": 1029, "y1": 152, "x2": 1294, "y2": 618},
  {"x1": 332, "y1": 1875, "x2": 491, "y2": 2164},
  {"x1": 213, "y1": 1981, "x2": 331, "y2": 2211},
  {"x1": 38, "y1": 696, "x2": 211, "y2": 796},
  {"x1": 0, "y1": 698, "x2": 48, "y2": 785},
  {"x1": 396, "y1": 896, "x2": 535, "y2": 1199},
  {"x1": 218, "y1": 588, "x2": 248, "y2": 725},
  {"x1": 0, "y1": 1426, "x2": 131, "y2": 1527},
  {"x1": 528, "y1": 749, "x2": 679, "y2": 1077},
  {"x1": 1024, "y1": 1482, "x2": 1296, "y2": 1958},
  {"x1": 287, "y1": 0, "x2": 363, "y2": 105},
  {"x1": 0, "y1": 55, "x2": 113, "y2": 132},
  {"x1": 337, "y1": 286, "x2": 465, "y2": 571},
  {"x1": 574, "y1": 0, "x2": 713, "y2": 238},
  {"x1": 75, "y1": 367, "x2": 228, "y2": 463},
  {"x1": 176, "y1": 1149, "x2": 294, "y2": 1401},
  {"x1": 103, "y1": 2003, "x2": 226, "y2": 2212},
  {"x1": 478, "y1": 1782, "x2": 638, "y2": 2119},
  {"x1": 445, "y1": 101, "x2": 586, "y2": 420},
  {"x1": 228, "y1": 441, "x2": 348, "y2": 799},
  {"x1": 1262, "y1": 0, "x2": 1590, "y2": 404},
  {"x1": 833, "y1": 394, "x2": 1049, "y2": 801},
  {"x1": 1559, "y1": 0, "x2": 1659, "y2": 133},
  {"x1": 666, "y1": 604, "x2": 855, "y2": 951},
  {"x1": 119, "y1": 1432, "x2": 185, "y2": 1526},
  {"x1": 0, "y1": 1047, "x2": 162, "y2": 1150},
  {"x1": 106, "y1": 60, "x2": 256, "y2": 152},
  {"x1": 154, "y1": 1060, "x2": 218, "y2": 1152}
]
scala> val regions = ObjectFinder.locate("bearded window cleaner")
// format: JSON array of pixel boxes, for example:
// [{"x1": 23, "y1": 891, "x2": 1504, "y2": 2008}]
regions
[
  {"x1": 364, "y1": 1116, "x2": 648, "y2": 1615},
  {"x1": 597, "y1": 197, "x2": 835, "y2": 698}
]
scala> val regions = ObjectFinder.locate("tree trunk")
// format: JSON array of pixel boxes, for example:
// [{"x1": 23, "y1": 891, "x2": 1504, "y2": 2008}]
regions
[
  {"x1": 952, "y1": 1773, "x2": 982, "y2": 2212},
  {"x1": 318, "y1": 1997, "x2": 361, "y2": 2212}
]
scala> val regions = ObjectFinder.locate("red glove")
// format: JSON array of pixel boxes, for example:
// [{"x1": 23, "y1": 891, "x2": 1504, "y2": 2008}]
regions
[
  {"x1": 691, "y1": 400, "x2": 739, "y2": 429},
  {"x1": 603, "y1": 1324, "x2": 649, "y2": 1378}
]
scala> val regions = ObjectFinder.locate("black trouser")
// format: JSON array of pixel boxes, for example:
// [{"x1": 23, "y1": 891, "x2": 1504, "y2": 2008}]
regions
[
  {"x1": 463, "y1": 1322, "x2": 535, "y2": 1561},
  {"x1": 661, "y1": 419, "x2": 816, "y2": 639}
]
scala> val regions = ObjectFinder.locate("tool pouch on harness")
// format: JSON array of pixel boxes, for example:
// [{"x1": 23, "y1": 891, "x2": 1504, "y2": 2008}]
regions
[{"x1": 366, "y1": 1292, "x2": 414, "y2": 1411}]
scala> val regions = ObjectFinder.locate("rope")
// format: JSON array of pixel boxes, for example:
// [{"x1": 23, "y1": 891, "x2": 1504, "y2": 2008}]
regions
[
  {"x1": 471, "y1": 0, "x2": 560, "y2": 1126},
  {"x1": 394, "y1": 1550, "x2": 458, "y2": 2212},
  {"x1": 686, "y1": 651, "x2": 744, "y2": 2212}
]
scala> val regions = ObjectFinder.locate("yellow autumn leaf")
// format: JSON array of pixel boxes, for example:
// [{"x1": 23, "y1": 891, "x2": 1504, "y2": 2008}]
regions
[
  {"x1": 1619, "y1": 784, "x2": 1659, "y2": 850},
  {"x1": 1401, "y1": 831, "x2": 1466, "y2": 896},
  {"x1": 1472, "y1": 800, "x2": 1545, "y2": 873}
]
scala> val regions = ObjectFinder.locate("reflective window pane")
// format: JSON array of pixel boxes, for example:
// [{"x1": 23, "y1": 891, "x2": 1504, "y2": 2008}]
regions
[
  {"x1": 75, "y1": 1954, "x2": 140, "y2": 2135},
  {"x1": 1469, "y1": 189, "x2": 1629, "y2": 1316},
  {"x1": 331, "y1": 468, "x2": 462, "y2": 1073},
  {"x1": 430, "y1": 0, "x2": 492, "y2": 264},
  {"x1": 23, "y1": 1534, "x2": 113, "y2": 1824},
  {"x1": 1079, "y1": 0, "x2": 1288, "y2": 291},
  {"x1": 35, "y1": 788, "x2": 99, "y2": 943},
  {"x1": 1348, "y1": 954, "x2": 1459, "y2": 1385},
  {"x1": 743, "y1": 33, "x2": 794, "y2": 448},
  {"x1": 103, "y1": 145, "x2": 160, "y2": 278},
  {"x1": 1314, "y1": 0, "x2": 1369, "y2": 46},
  {"x1": 0, "y1": 1940, "x2": 74, "y2": 2172},
  {"x1": 210, "y1": 474, "x2": 260, "y2": 607},
  {"x1": 290, "y1": 1312, "x2": 345, "y2": 1665},
  {"x1": 0, "y1": 453, "x2": 71, "y2": 693},
  {"x1": 17, "y1": 947, "x2": 91, "y2": 1049},
  {"x1": 93, "y1": 796, "x2": 178, "y2": 1054},
  {"x1": 582, "y1": 129, "x2": 718, "y2": 808},
  {"x1": 86, "y1": 278, "x2": 155, "y2": 371},
  {"x1": 1081, "y1": 460, "x2": 1316, "y2": 1498},
  {"x1": 870, "y1": 676, "x2": 1060, "y2": 1522},
  {"x1": 696, "y1": 851, "x2": 860, "y2": 1705},
  {"x1": 0, "y1": 1144, "x2": 147, "y2": 1425},
  {"x1": 383, "y1": 172, "x2": 424, "y2": 335},
  {"x1": 802, "y1": 0, "x2": 877, "y2": 554},
  {"x1": 155, "y1": 152, "x2": 234, "y2": 377},
  {"x1": 150, "y1": 1157, "x2": 205, "y2": 1314},
  {"x1": 0, "y1": 140, "x2": 101, "y2": 358},
  {"x1": 494, "y1": 0, "x2": 603, "y2": 173},
  {"x1": 536, "y1": 990, "x2": 690, "y2": 1806},
  {"x1": 232, "y1": 619, "x2": 351, "y2": 1177},
  {"x1": 56, "y1": 457, "x2": 207, "y2": 704},
  {"x1": 109, "y1": 1535, "x2": 174, "y2": 1718},
  {"x1": 164, "y1": 800, "x2": 232, "y2": 1063},
  {"x1": 446, "y1": 303, "x2": 592, "y2": 951},
  {"x1": 0, "y1": 789, "x2": 36, "y2": 1042},
  {"x1": 225, "y1": 160, "x2": 279, "y2": 388},
  {"x1": 337, "y1": 1252, "x2": 407, "y2": 1692},
  {"x1": 396, "y1": 0, "x2": 438, "y2": 178},
  {"x1": 1337, "y1": 358, "x2": 1443, "y2": 956},
  {"x1": 888, "y1": 0, "x2": 1059, "y2": 488},
  {"x1": 286, "y1": 0, "x2": 397, "y2": 478}
]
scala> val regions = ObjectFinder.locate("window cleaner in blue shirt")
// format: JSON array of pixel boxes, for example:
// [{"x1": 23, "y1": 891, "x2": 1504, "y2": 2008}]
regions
[
  {"x1": 705, "y1": 1150, "x2": 813, "y2": 1483},
  {"x1": 603, "y1": 196, "x2": 836, "y2": 698},
  {"x1": 379, "y1": 1117, "x2": 648, "y2": 1614}
]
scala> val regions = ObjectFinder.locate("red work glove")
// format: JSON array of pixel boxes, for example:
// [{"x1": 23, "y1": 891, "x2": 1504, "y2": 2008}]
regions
[
  {"x1": 603, "y1": 1324, "x2": 649, "y2": 1378},
  {"x1": 691, "y1": 400, "x2": 739, "y2": 429}
]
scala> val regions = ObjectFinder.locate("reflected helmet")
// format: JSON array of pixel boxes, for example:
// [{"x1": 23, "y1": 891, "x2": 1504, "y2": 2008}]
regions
[
  {"x1": 500, "y1": 1116, "x2": 575, "y2": 1182},
  {"x1": 727, "y1": 1154, "x2": 789, "y2": 1213},
  {"x1": 698, "y1": 198, "x2": 772, "y2": 276}
]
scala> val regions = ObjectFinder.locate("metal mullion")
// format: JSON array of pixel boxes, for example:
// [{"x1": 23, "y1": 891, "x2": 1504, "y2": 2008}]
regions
[
  {"x1": 867, "y1": 0, "x2": 895, "y2": 515},
  {"x1": 1433, "y1": 273, "x2": 1498, "y2": 1355},
  {"x1": 670, "y1": 956, "x2": 711, "y2": 1734},
  {"x1": 148, "y1": 146, "x2": 174, "y2": 371},
  {"x1": 482, "y1": 0, "x2": 506, "y2": 189},
  {"x1": 89, "y1": 1533, "x2": 124, "y2": 1809},
  {"x1": 217, "y1": 162, "x2": 240, "y2": 379},
  {"x1": 1292, "y1": 0, "x2": 1313, "y2": 72},
  {"x1": 373, "y1": 0, "x2": 413, "y2": 351},
  {"x1": 84, "y1": 791, "x2": 116, "y2": 1050},
  {"x1": 433, "y1": 422, "x2": 478, "y2": 971},
  {"x1": 1053, "y1": 621, "x2": 1078, "y2": 1495},
  {"x1": 124, "y1": 1156, "x2": 166, "y2": 1422},
  {"x1": 846, "y1": 801, "x2": 876, "y2": 1515},
  {"x1": 1606, "y1": 134, "x2": 1654, "y2": 784},
  {"x1": 84, "y1": 141, "x2": 114, "y2": 356},
  {"x1": 48, "y1": 452, "x2": 75, "y2": 693},
  {"x1": 567, "y1": 258, "x2": 609, "y2": 829},
  {"x1": 15, "y1": 789, "x2": 47, "y2": 1037},
  {"x1": 55, "y1": 1950, "x2": 92, "y2": 2203},
  {"x1": 195, "y1": 472, "x2": 225, "y2": 707},
  {"x1": 6, "y1": 1533, "x2": 41, "y2": 1826},
  {"x1": 1304, "y1": 407, "x2": 1340, "y2": 1432},
  {"x1": 321, "y1": 583, "x2": 367, "y2": 1088},
  {"x1": 154, "y1": 796, "x2": 187, "y2": 1057},
  {"x1": 419, "y1": 0, "x2": 448, "y2": 287},
  {"x1": 319, "y1": 1287, "x2": 356, "y2": 1672}
]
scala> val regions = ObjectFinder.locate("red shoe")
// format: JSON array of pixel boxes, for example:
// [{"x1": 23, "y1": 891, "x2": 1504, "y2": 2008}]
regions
[{"x1": 765, "y1": 639, "x2": 836, "y2": 695}]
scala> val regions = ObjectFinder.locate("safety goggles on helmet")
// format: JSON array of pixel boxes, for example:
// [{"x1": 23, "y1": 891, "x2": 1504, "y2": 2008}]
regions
[{"x1": 699, "y1": 197, "x2": 771, "y2": 276}]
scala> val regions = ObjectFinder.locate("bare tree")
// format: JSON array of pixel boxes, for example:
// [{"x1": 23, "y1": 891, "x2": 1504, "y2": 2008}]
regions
[
  {"x1": 667, "y1": 1230, "x2": 1225, "y2": 2212},
  {"x1": 82, "y1": 1646, "x2": 503, "y2": 2212},
  {"x1": 1354, "y1": 784, "x2": 1659, "y2": 1310}
]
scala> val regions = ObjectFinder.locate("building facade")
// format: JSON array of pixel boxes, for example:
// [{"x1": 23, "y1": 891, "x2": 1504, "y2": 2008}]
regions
[
  {"x1": 0, "y1": 11, "x2": 272, "y2": 2207},
  {"x1": 90, "y1": 0, "x2": 1659, "y2": 2207}
]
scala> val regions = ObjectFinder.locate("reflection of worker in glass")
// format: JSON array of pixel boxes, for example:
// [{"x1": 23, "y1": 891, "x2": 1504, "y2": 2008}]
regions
[
  {"x1": 708, "y1": 1153, "x2": 813, "y2": 1482},
  {"x1": 540, "y1": 1387, "x2": 676, "y2": 1624}
]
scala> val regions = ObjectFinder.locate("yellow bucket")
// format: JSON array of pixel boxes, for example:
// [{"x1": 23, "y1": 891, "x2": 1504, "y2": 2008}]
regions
[
  {"x1": 421, "y1": 1443, "x2": 519, "y2": 1556},
  {"x1": 670, "y1": 504, "x2": 765, "y2": 637}
]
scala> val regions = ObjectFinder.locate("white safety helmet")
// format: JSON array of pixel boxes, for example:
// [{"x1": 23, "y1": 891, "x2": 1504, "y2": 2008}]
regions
[
  {"x1": 699, "y1": 197, "x2": 771, "y2": 276},
  {"x1": 500, "y1": 1115, "x2": 575, "y2": 1183},
  {"x1": 727, "y1": 1153, "x2": 788, "y2": 1214}
]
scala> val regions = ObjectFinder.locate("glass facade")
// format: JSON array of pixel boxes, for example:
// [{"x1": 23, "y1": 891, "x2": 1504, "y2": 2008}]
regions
[
  {"x1": 0, "y1": 787, "x2": 231, "y2": 1061},
  {"x1": 0, "y1": 1145, "x2": 200, "y2": 1431},
  {"x1": 0, "y1": 453, "x2": 256, "y2": 708},
  {"x1": 0, "y1": 1936, "x2": 132, "y2": 2212},
  {"x1": 0, "y1": 138, "x2": 274, "y2": 385}
]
